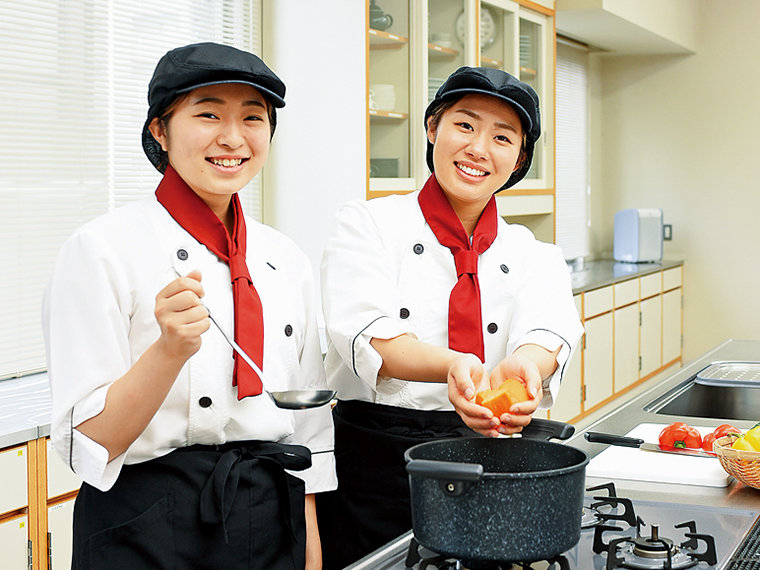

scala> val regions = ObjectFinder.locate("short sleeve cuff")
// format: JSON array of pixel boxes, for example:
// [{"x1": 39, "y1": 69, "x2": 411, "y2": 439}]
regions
[
  {"x1": 70, "y1": 429, "x2": 126, "y2": 491},
  {"x1": 351, "y1": 316, "x2": 413, "y2": 394},
  {"x1": 513, "y1": 329, "x2": 572, "y2": 409},
  {"x1": 290, "y1": 450, "x2": 337, "y2": 494}
]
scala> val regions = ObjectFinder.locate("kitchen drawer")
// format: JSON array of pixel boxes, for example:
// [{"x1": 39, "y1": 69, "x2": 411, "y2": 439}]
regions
[
  {"x1": 663, "y1": 267, "x2": 682, "y2": 291},
  {"x1": 614, "y1": 278, "x2": 639, "y2": 308},
  {"x1": 0, "y1": 445, "x2": 27, "y2": 514},
  {"x1": 640, "y1": 272, "x2": 662, "y2": 299},
  {"x1": 49, "y1": 499, "x2": 75, "y2": 570},
  {"x1": 583, "y1": 286, "x2": 613, "y2": 319},
  {"x1": 0, "y1": 514, "x2": 28, "y2": 569},
  {"x1": 47, "y1": 439, "x2": 82, "y2": 498}
]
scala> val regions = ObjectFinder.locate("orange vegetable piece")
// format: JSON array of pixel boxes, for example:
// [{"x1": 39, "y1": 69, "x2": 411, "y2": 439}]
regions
[{"x1": 475, "y1": 378, "x2": 530, "y2": 418}]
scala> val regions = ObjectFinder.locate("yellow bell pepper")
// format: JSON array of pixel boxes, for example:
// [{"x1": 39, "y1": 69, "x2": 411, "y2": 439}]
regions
[
  {"x1": 743, "y1": 426, "x2": 760, "y2": 451},
  {"x1": 732, "y1": 437, "x2": 756, "y2": 452}
]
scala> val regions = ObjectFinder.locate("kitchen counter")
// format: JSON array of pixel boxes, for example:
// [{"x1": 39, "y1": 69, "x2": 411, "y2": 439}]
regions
[
  {"x1": 570, "y1": 258, "x2": 682, "y2": 294},
  {"x1": 0, "y1": 371, "x2": 51, "y2": 449},
  {"x1": 344, "y1": 339, "x2": 760, "y2": 570},
  {"x1": 567, "y1": 338, "x2": 760, "y2": 512}
]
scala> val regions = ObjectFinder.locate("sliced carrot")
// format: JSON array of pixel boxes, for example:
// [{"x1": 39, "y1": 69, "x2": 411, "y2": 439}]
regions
[{"x1": 475, "y1": 378, "x2": 530, "y2": 418}]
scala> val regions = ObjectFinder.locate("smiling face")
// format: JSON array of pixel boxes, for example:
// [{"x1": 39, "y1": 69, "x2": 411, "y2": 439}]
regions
[
  {"x1": 427, "y1": 93, "x2": 525, "y2": 223},
  {"x1": 149, "y1": 82, "x2": 271, "y2": 221}
]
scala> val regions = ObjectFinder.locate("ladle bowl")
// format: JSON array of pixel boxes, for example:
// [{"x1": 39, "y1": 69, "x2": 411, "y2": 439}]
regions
[
  {"x1": 206, "y1": 305, "x2": 335, "y2": 409},
  {"x1": 173, "y1": 270, "x2": 335, "y2": 410}
]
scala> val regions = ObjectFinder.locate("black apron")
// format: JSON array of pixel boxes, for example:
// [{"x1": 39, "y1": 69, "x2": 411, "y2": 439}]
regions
[
  {"x1": 316, "y1": 400, "x2": 475, "y2": 570},
  {"x1": 71, "y1": 440, "x2": 311, "y2": 570}
]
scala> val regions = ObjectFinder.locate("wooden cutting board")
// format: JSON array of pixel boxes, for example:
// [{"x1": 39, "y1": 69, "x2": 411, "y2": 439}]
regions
[{"x1": 586, "y1": 423, "x2": 733, "y2": 487}]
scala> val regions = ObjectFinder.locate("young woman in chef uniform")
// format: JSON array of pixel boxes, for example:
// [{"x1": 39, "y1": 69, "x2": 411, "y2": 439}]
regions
[
  {"x1": 317, "y1": 67, "x2": 584, "y2": 569},
  {"x1": 43, "y1": 43, "x2": 336, "y2": 570}
]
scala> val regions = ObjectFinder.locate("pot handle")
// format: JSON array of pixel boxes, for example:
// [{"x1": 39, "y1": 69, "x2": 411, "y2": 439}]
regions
[
  {"x1": 406, "y1": 459, "x2": 484, "y2": 497},
  {"x1": 520, "y1": 417, "x2": 575, "y2": 441}
]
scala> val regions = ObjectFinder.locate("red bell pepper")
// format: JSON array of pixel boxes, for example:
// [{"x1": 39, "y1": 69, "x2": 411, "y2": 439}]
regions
[
  {"x1": 701, "y1": 432, "x2": 717, "y2": 453},
  {"x1": 658, "y1": 422, "x2": 702, "y2": 449},
  {"x1": 712, "y1": 424, "x2": 742, "y2": 439}
]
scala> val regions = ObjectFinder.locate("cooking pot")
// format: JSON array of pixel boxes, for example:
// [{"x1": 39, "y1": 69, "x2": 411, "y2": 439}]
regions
[{"x1": 404, "y1": 418, "x2": 588, "y2": 565}]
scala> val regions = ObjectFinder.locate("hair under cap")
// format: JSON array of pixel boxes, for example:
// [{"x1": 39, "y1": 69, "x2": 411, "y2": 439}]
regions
[
  {"x1": 424, "y1": 66, "x2": 541, "y2": 190},
  {"x1": 142, "y1": 42, "x2": 286, "y2": 173}
]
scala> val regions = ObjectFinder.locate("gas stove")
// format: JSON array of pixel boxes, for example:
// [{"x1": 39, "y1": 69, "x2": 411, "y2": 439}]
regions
[{"x1": 344, "y1": 482, "x2": 760, "y2": 570}]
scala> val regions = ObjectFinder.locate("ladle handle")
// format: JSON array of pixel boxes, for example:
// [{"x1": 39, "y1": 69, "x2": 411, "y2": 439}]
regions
[
  {"x1": 205, "y1": 305, "x2": 267, "y2": 381},
  {"x1": 171, "y1": 269, "x2": 267, "y2": 382}
]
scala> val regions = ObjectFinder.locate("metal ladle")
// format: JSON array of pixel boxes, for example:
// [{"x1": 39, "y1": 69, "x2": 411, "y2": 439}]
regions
[{"x1": 173, "y1": 270, "x2": 336, "y2": 409}]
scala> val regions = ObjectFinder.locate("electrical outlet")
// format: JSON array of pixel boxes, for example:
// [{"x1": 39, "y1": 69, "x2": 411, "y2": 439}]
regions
[{"x1": 663, "y1": 224, "x2": 673, "y2": 240}]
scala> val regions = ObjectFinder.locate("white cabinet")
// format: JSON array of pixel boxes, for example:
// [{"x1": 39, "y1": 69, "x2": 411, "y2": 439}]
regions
[
  {"x1": 583, "y1": 312, "x2": 613, "y2": 410},
  {"x1": 0, "y1": 437, "x2": 81, "y2": 570},
  {"x1": 613, "y1": 303, "x2": 639, "y2": 392},
  {"x1": 0, "y1": 514, "x2": 28, "y2": 569},
  {"x1": 582, "y1": 287, "x2": 613, "y2": 411},
  {"x1": 613, "y1": 278, "x2": 639, "y2": 393},
  {"x1": 555, "y1": 0, "x2": 698, "y2": 56},
  {"x1": 662, "y1": 288, "x2": 682, "y2": 365},
  {"x1": 0, "y1": 443, "x2": 31, "y2": 569},
  {"x1": 0, "y1": 445, "x2": 27, "y2": 514},
  {"x1": 662, "y1": 267, "x2": 683, "y2": 365},
  {"x1": 640, "y1": 295, "x2": 662, "y2": 378},
  {"x1": 551, "y1": 295, "x2": 583, "y2": 422},
  {"x1": 555, "y1": 265, "x2": 684, "y2": 424},
  {"x1": 49, "y1": 500, "x2": 75, "y2": 570},
  {"x1": 47, "y1": 439, "x2": 81, "y2": 499},
  {"x1": 46, "y1": 439, "x2": 80, "y2": 570},
  {"x1": 640, "y1": 272, "x2": 661, "y2": 299}
]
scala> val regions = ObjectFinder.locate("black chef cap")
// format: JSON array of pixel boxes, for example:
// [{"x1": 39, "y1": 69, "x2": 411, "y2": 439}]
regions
[
  {"x1": 425, "y1": 66, "x2": 541, "y2": 190},
  {"x1": 142, "y1": 42, "x2": 286, "y2": 173}
]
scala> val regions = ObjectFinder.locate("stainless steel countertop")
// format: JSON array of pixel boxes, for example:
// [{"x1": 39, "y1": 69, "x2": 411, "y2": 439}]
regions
[
  {"x1": 0, "y1": 372, "x2": 51, "y2": 448},
  {"x1": 570, "y1": 258, "x2": 682, "y2": 294},
  {"x1": 567, "y1": 338, "x2": 760, "y2": 512}
]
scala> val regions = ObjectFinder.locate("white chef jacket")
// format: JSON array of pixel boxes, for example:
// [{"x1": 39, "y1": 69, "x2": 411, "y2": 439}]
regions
[
  {"x1": 321, "y1": 191, "x2": 583, "y2": 411},
  {"x1": 43, "y1": 196, "x2": 337, "y2": 493}
]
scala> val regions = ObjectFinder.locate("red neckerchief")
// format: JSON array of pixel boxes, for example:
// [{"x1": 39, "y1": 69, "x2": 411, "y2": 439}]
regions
[
  {"x1": 418, "y1": 174, "x2": 498, "y2": 362},
  {"x1": 156, "y1": 165, "x2": 263, "y2": 399}
]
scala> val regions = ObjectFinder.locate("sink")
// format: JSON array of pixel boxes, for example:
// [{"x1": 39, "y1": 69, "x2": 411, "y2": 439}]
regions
[{"x1": 644, "y1": 374, "x2": 760, "y2": 422}]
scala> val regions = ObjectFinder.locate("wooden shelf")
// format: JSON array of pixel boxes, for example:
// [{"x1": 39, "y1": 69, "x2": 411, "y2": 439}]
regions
[
  {"x1": 369, "y1": 109, "x2": 408, "y2": 122},
  {"x1": 481, "y1": 56, "x2": 503, "y2": 68},
  {"x1": 427, "y1": 43, "x2": 459, "y2": 60},
  {"x1": 520, "y1": 66, "x2": 538, "y2": 76},
  {"x1": 369, "y1": 28, "x2": 409, "y2": 49}
]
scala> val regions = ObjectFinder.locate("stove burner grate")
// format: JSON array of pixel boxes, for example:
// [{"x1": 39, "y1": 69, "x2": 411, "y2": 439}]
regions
[
  {"x1": 400, "y1": 483, "x2": 723, "y2": 570},
  {"x1": 606, "y1": 537, "x2": 697, "y2": 570},
  {"x1": 403, "y1": 537, "x2": 570, "y2": 570},
  {"x1": 598, "y1": 523, "x2": 717, "y2": 570}
]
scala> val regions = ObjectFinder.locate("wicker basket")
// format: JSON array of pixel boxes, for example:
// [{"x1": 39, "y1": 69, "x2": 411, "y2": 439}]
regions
[{"x1": 713, "y1": 434, "x2": 760, "y2": 489}]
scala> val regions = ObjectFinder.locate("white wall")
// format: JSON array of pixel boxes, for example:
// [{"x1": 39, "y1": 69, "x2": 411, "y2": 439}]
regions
[
  {"x1": 262, "y1": 1, "x2": 367, "y2": 309},
  {"x1": 590, "y1": 0, "x2": 760, "y2": 361}
]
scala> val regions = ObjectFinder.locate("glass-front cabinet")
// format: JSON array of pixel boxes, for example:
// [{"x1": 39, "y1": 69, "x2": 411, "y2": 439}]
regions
[
  {"x1": 368, "y1": 0, "x2": 412, "y2": 188},
  {"x1": 476, "y1": 0, "x2": 554, "y2": 189},
  {"x1": 428, "y1": 0, "x2": 474, "y2": 104},
  {"x1": 367, "y1": 0, "x2": 555, "y2": 230}
]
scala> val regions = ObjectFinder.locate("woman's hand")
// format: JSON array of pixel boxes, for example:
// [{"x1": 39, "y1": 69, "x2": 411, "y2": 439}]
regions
[
  {"x1": 76, "y1": 269, "x2": 211, "y2": 461},
  {"x1": 447, "y1": 354, "x2": 501, "y2": 437},
  {"x1": 487, "y1": 354, "x2": 543, "y2": 434},
  {"x1": 154, "y1": 269, "x2": 210, "y2": 361}
]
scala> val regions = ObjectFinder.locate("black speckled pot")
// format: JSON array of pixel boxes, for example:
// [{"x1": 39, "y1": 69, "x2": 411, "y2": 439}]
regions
[{"x1": 404, "y1": 425, "x2": 589, "y2": 565}]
